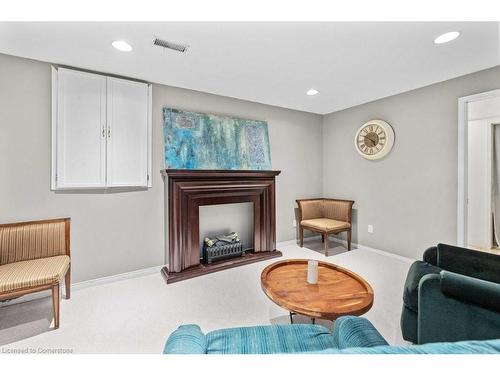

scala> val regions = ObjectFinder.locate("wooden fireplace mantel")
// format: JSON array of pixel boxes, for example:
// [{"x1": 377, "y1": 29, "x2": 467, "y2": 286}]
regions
[{"x1": 161, "y1": 169, "x2": 282, "y2": 283}]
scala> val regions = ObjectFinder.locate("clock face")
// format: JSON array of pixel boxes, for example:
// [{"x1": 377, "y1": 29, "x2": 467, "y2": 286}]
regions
[{"x1": 355, "y1": 120, "x2": 394, "y2": 160}]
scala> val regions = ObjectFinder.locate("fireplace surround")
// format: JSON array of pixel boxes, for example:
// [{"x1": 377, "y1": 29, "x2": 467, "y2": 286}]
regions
[{"x1": 161, "y1": 169, "x2": 282, "y2": 283}]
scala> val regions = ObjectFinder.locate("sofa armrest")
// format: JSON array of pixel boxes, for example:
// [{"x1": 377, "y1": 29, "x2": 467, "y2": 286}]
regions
[
  {"x1": 418, "y1": 273, "x2": 500, "y2": 344},
  {"x1": 422, "y1": 246, "x2": 437, "y2": 265},
  {"x1": 440, "y1": 271, "x2": 500, "y2": 313},
  {"x1": 403, "y1": 260, "x2": 442, "y2": 312},
  {"x1": 332, "y1": 316, "x2": 388, "y2": 349},
  {"x1": 163, "y1": 325, "x2": 207, "y2": 354}
]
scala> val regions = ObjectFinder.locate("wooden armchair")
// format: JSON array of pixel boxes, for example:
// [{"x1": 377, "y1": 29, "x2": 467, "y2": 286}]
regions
[
  {"x1": 0, "y1": 218, "x2": 71, "y2": 329},
  {"x1": 296, "y1": 199, "x2": 354, "y2": 255}
]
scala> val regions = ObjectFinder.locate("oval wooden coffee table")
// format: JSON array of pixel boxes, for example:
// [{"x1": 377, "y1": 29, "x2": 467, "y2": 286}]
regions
[{"x1": 261, "y1": 259, "x2": 374, "y2": 323}]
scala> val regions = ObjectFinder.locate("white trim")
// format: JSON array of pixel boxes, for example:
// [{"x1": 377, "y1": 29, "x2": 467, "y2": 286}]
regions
[
  {"x1": 359, "y1": 245, "x2": 415, "y2": 264},
  {"x1": 276, "y1": 235, "x2": 322, "y2": 248},
  {"x1": 72, "y1": 265, "x2": 162, "y2": 291},
  {"x1": 147, "y1": 84, "x2": 153, "y2": 188},
  {"x1": 276, "y1": 239, "x2": 298, "y2": 247},
  {"x1": 457, "y1": 89, "x2": 500, "y2": 247},
  {"x1": 328, "y1": 236, "x2": 415, "y2": 264},
  {"x1": 0, "y1": 265, "x2": 163, "y2": 307},
  {"x1": 50, "y1": 66, "x2": 58, "y2": 190},
  {"x1": 278, "y1": 235, "x2": 414, "y2": 264}
]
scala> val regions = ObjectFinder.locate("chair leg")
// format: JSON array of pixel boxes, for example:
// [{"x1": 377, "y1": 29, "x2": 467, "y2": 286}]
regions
[
  {"x1": 65, "y1": 266, "x2": 71, "y2": 299},
  {"x1": 347, "y1": 230, "x2": 352, "y2": 251},
  {"x1": 299, "y1": 227, "x2": 304, "y2": 247},
  {"x1": 324, "y1": 233, "x2": 328, "y2": 256},
  {"x1": 52, "y1": 283, "x2": 60, "y2": 329}
]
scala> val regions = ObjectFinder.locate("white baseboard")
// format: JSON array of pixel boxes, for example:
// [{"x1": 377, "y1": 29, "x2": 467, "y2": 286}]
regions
[
  {"x1": 0, "y1": 265, "x2": 163, "y2": 308},
  {"x1": 277, "y1": 235, "x2": 321, "y2": 248},
  {"x1": 72, "y1": 265, "x2": 163, "y2": 291},
  {"x1": 276, "y1": 239, "x2": 298, "y2": 247},
  {"x1": 278, "y1": 234, "x2": 414, "y2": 264},
  {"x1": 326, "y1": 236, "x2": 415, "y2": 264},
  {"x1": 356, "y1": 244, "x2": 415, "y2": 264}
]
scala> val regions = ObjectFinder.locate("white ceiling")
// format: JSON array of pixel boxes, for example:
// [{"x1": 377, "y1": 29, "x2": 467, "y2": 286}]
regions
[{"x1": 0, "y1": 22, "x2": 499, "y2": 114}]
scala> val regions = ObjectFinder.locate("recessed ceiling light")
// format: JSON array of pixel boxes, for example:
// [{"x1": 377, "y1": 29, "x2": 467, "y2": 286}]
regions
[
  {"x1": 434, "y1": 31, "x2": 460, "y2": 45},
  {"x1": 112, "y1": 40, "x2": 133, "y2": 52},
  {"x1": 306, "y1": 89, "x2": 319, "y2": 96}
]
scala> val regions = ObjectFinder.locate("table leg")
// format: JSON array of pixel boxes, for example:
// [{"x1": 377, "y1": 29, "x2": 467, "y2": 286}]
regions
[
  {"x1": 289, "y1": 312, "x2": 295, "y2": 324},
  {"x1": 312, "y1": 318, "x2": 316, "y2": 324}
]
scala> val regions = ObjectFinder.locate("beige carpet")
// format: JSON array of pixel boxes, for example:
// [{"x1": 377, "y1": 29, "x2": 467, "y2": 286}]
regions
[{"x1": 0, "y1": 240, "x2": 412, "y2": 353}]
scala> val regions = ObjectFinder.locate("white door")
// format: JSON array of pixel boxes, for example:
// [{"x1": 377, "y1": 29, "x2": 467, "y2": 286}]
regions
[
  {"x1": 106, "y1": 78, "x2": 149, "y2": 187},
  {"x1": 56, "y1": 69, "x2": 107, "y2": 188}
]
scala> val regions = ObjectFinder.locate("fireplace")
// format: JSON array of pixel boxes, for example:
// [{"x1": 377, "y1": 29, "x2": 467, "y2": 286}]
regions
[{"x1": 161, "y1": 169, "x2": 282, "y2": 283}]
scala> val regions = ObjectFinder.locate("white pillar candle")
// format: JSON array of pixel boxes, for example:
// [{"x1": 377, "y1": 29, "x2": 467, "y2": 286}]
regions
[{"x1": 307, "y1": 260, "x2": 318, "y2": 284}]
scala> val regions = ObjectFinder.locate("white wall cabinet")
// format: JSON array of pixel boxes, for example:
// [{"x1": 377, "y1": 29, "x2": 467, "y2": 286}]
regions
[{"x1": 51, "y1": 67, "x2": 152, "y2": 190}]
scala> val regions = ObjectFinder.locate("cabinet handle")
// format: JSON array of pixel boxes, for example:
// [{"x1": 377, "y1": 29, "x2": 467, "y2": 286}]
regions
[
  {"x1": 108, "y1": 128, "x2": 111, "y2": 138},
  {"x1": 102, "y1": 127, "x2": 106, "y2": 138}
]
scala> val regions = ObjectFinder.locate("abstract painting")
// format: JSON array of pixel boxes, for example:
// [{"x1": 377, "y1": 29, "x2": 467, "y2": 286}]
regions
[{"x1": 163, "y1": 108, "x2": 272, "y2": 170}]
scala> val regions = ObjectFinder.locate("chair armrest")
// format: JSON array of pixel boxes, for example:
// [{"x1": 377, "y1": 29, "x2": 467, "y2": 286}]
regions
[
  {"x1": 332, "y1": 316, "x2": 388, "y2": 349},
  {"x1": 163, "y1": 325, "x2": 207, "y2": 354},
  {"x1": 418, "y1": 273, "x2": 500, "y2": 344},
  {"x1": 440, "y1": 271, "x2": 500, "y2": 313}
]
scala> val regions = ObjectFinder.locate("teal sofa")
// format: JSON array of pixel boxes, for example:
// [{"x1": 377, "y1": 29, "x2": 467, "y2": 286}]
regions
[
  {"x1": 401, "y1": 243, "x2": 500, "y2": 344},
  {"x1": 163, "y1": 316, "x2": 500, "y2": 354}
]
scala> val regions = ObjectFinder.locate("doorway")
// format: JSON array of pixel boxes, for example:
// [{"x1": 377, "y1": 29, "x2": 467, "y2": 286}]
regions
[{"x1": 458, "y1": 89, "x2": 500, "y2": 250}]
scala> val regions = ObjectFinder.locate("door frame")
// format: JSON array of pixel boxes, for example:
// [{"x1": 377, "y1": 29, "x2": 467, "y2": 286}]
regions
[{"x1": 457, "y1": 88, "x2": 500, "y2": 247}]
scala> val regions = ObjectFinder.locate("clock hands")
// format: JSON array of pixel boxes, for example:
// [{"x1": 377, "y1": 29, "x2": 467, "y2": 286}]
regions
[{"x1": 362, "y1": 133, "x2": 378, "y2": 147}]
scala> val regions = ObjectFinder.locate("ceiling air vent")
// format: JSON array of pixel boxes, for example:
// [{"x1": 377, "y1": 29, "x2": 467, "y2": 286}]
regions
[{"x1": 153, "y1": 37, "x2": 188, "y2": 53}]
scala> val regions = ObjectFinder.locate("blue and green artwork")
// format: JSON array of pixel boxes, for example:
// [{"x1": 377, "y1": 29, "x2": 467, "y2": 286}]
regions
[{"x1": 163, "y1": 108, "x2": 272, "y2": 170}]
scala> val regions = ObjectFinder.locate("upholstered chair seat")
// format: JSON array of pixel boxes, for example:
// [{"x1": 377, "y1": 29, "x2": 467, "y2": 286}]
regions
[
  {"x1": 0, "y1": 255, "x2": 70, "y2": 293},
  {"x1": 300, "y1": 218, "x2": 351, "y2": 232}
]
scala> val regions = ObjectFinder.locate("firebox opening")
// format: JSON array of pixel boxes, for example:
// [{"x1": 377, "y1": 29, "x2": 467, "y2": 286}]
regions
[{"x1": 199, "y1": 202, "x2": 254, "y2": 262}]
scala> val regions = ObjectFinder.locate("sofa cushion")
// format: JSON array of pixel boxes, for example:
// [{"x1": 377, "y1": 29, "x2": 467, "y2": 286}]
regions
[
  {"x1": 0, "y1": 255, "x2": 70, "y2": 293},
  {"x1": 403, "y1": 260, "x2": 441, "y2": 312},
  {"x1": 205, "y1": 324, "x2": 334, "y2": 354},
  {"x1": 440, "y1": 271, "x2": 500, "y2": 313},
  {"x1": 314, "y1": 339, "x2": 500, "y2": 354},
  {"x1": 301, "y1": 218, "x2": 350, "y2": 232}
]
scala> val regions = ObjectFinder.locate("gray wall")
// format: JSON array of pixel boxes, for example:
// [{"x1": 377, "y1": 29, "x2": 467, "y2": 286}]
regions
[
  {"x1": 4, "y1": 50, "x2": 497, "y2": 277},
  {"x1": 322, "y1": 65, "x2": 500, "y2": 259},
  {"x1": 0, "y1": 53, "x2": 323, "y2": 282}
]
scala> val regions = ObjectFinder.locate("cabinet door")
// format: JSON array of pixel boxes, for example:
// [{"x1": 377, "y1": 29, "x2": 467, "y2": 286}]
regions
[
  {"x1": 55, "y1": 68, "x2": 107, "y2": 188},
  {"x1": 106, "y1": 78, "x2": 149, "y2": 187}
]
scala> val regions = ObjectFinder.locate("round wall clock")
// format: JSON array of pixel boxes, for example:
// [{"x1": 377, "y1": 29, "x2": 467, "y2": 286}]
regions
[{"x1": 354, "y1": 119, "x2": 395, "y2": 160}]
